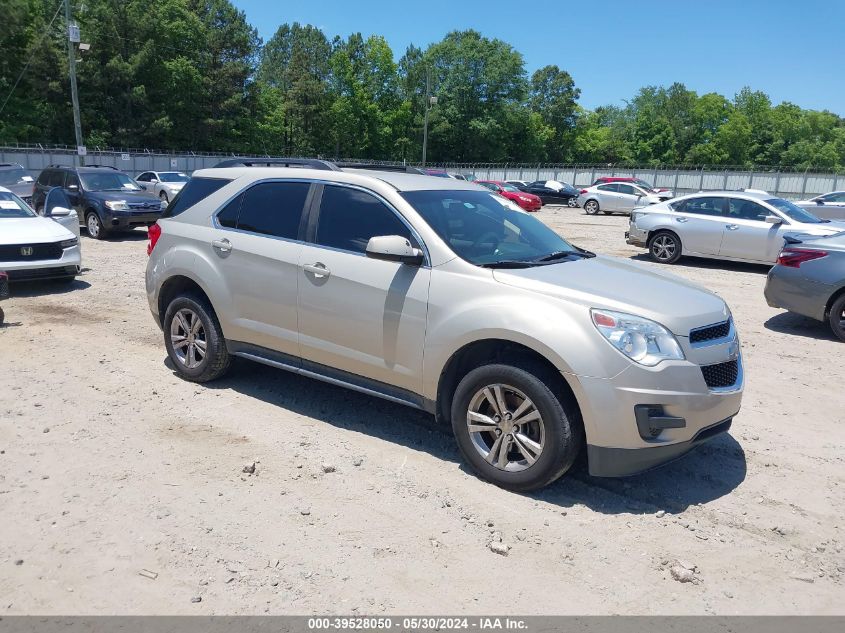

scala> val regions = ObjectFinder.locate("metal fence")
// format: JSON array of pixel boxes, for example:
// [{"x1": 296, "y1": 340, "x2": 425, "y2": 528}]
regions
[{"x1": 2, "y1": 144, "x2": 842, "y2": 200}]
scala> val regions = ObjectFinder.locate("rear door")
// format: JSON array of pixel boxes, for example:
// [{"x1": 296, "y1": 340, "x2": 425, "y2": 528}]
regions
[
  {"x1": 297, "y1": 183, "x2": 430, "y2": 393},
  {"x1": 208, "y1": 180, "x2": 312, "y2": 357},
  {"x1": 669, "y1": 196, "x2": 728, "y2": 256},
  {"x1": 718, "y1": 198, "x2": 791, "y2": 263}
]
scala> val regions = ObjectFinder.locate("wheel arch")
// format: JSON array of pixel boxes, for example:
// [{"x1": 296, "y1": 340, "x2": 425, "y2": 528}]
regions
[
  {"x1": 647, "y1": 227, "x2": 683, "y2": 252},
  {"x1": 434, "y1": 338, "x2": 582, "y2": 429},
  {"x1": 824, "y1": 284, "x2": 845, "y2": 319},
  {"x1": 157, "y1": 274, "x2": 215, "y2": 324}
]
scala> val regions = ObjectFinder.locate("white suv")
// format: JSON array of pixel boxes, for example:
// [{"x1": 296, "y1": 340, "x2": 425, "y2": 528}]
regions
[{"x1": 146, "y1": 159, "x2": 743, "y2": 490}]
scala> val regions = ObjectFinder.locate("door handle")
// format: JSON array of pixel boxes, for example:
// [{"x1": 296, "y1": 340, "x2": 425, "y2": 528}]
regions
[
  {"x1": 303, "y1": 262, "x2": 331, "y2": 278},
  {"x1": 674, "y1": 217, "x2": 688, "y2": 223},
  {"x1": 726, "y1": 224, "x2": 739, "y2": 231},
  {"x1": 211, "y1": 238, "x2": 232, "y2": 252}
]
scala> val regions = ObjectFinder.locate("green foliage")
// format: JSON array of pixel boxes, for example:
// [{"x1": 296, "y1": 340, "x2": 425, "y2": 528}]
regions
[{"x1": 1, "y1": 3, "x2": 843, "y2": 169}]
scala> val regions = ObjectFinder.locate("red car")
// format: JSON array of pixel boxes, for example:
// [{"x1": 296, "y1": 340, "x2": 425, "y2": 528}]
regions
[
  {"x1": 476, "y1": 180, "x2": 543, "y2": 211},
  {"x1": 591, "y1": 176, "x2": 674, "y2": 199}
]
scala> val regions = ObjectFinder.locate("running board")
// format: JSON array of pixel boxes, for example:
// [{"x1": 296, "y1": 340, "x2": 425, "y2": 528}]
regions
[{"x1": 228, "y1": 342, "x2": 433, "y2": 413}]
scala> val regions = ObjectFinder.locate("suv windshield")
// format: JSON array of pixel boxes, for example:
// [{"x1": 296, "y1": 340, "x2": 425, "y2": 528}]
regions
[
  {"x1": 0, "y1": 191, "x2": 36, "y2": 218},
  {"x1": 401, "y1": 190, "x2": 583, "y2": 267},
  {"x1": 159, "y1": 172, "x2": 189, "y2": 183},
  {"x1": 79, "y1": 171, "x2": 143, "y2": 192},
  {"x1": 766, "y1": 198, "x2": 825, "y2": 224},
  {"x1": 0, "y1": 167, "x2": 32, "y2": 185}
]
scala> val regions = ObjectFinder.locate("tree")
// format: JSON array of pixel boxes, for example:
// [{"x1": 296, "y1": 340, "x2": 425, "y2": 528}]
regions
[{"x1": 528, "y1": 65, "x2": 580, "y2": 161}]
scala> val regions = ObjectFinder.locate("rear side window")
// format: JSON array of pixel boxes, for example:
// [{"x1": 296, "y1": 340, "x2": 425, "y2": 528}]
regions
[
  {"x1": 235, "y1": 182, "x2": 310, "y2": 239},
  {"x1": 597, "y1": 184, "x2": 618, "y2": 192},
  {"x1": 163, "y1": 177, "x2": 231, "y2": 218},
  {"x1": 315, "y1": 185, "x2": 413, "y2": 254}
]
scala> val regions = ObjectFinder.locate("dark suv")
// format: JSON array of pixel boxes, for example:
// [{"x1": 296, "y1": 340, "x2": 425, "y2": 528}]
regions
[
  {"x1": 32, "y1": 165, "x2": 164, "y2": 239},
  {"x1": 0, "y1": 163, "x2": 35, "y2": 206}
]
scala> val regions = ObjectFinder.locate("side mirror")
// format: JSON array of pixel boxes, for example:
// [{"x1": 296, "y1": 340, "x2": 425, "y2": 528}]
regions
[
  {"x1": 149, "y1": 178, "x2": 159, "y2": 183},
  {"x1": 365, "y1": 235, "x2": 424, "y2": 266},
  {"x1": 47, "y1": 206, "x2": 72, "y2": 217},
  {"x1": 67, "y1": 184, "x2": 79, "y2": 191},
  {"x1": 815, "y1": 199, "x2": 824, "y2": 205},
  {"x1": 765, "y1": 215, "x2": 783, "y2": 225}
]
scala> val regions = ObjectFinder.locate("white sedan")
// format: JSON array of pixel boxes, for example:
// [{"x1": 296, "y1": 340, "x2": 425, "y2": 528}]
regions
[
  {"x1": 0, "y1": 186, "x2": 81, "y2": 282},
  {"x1": 578, "y1": 182, "x2": 663, "y2": 215},
  {"x1": 135, "y1": 171, "x2": 189, "y2": 204}
]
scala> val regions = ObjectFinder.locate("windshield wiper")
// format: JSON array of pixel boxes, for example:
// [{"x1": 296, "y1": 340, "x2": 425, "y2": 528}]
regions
[
  {"x1": 479, "y1": 260, "x2": 540, "y2": 269},
  {"x1": 533, "y1": 249, "x2": 595, "y2": 262}
]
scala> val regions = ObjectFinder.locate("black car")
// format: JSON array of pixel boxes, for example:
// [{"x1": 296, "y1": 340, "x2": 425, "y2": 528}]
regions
[
  {"x1": 524, "y1": 180, "x2": 580, "y2": 207},
  {"x1": 32, "y1": 165, "x2": 163, "y2": 239},
  {"x1": 0, "y1": 163, "x2": 36, "y2": 206}
]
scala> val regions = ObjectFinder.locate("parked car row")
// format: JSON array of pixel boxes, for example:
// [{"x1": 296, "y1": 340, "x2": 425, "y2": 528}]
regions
[{"x1": 624, "y1": 189, "x2": 845, "y2": 341}]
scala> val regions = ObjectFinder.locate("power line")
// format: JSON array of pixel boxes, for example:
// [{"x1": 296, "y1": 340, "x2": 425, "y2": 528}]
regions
[{"x1": 0, "y1": 1, "x2": 65, "y2": 118}]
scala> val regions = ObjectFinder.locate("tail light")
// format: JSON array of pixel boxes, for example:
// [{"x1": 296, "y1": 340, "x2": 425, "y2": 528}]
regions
[
  {"x1": 147, "y1": 222, "x2": 162, "y2": 256},
  {"x1": 777, "y1": 248, "x2": 827, "y2": 268},
  {"x1": 579, "y1": 189, "x2": 588, "y2": 194}
]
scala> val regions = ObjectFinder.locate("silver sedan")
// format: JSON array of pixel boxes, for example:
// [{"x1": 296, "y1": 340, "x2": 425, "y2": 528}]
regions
[
  {"x1": 627, "y1": 191, "x2": 845, "y2": 264},
  {"x1": 794, "y1": 191, "x2": 845, "y2": 221},
  {"x1": 579, "y1": 183, "x2": 663, "y2": 215}
]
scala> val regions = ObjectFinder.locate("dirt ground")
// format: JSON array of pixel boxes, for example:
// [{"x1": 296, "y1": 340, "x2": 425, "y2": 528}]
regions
[{"x1": 1, "y1": 207, "x2": 843, "y2": 615}]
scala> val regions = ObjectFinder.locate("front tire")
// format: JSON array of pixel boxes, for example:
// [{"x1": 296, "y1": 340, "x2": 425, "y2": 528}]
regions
[
  {"x1": 648, "y1": 230, "x2": 682, "y2": 264},
  {"x1": 163, "y1": 294, "x2": 231, "y2": 382},
  {"x1": 450, "y1": 363, "x2": 582, "y2": 492},
  {"x1": 159, "y1": 191, "x2": 169, "y2": 205},
  {"x1": 86, "y1": 212, "x2": 108, "y2": 240},
  {"x1": 829, "y1": 294, "x2": 845, "y2": 342},
  {"x1": 584, "y1": 199, "x2": 599, "y2": 215}
]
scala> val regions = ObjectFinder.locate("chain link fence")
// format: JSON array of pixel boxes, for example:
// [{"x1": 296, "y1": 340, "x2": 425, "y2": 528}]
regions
[{"x1": 2, "y1": 143, "x2": 842, "y2": 199}]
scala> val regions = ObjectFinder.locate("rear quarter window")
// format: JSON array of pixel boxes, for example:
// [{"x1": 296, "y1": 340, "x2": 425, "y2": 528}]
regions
[{"x1": 162, "y1": 177, "x2": 231, "y2": 218}]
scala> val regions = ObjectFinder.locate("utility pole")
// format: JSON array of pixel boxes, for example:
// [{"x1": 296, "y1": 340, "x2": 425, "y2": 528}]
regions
[
  {"x1": 64, "y1": 0, "x2": 85, "y2": 165},
  {"x1": 421, "y1": 67, "x2": 437, "y2": 167}
]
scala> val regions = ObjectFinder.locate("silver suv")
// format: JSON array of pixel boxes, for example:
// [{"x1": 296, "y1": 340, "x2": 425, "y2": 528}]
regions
[{"x1": 145, "y1": 159, "x2": 744, "y2": 491}]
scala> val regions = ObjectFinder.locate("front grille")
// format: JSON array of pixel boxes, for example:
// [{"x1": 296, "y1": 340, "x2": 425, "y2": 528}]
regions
[
  {"x1": 7, "y1": 266, "x2": 76, "y2": 281},
  {"x1": 128, "y1": 201, "x2": 160, "y2": 211},
  {"x1": 0, "y1": 242, "x2": 63, "y2": 262},
  {"x1": 690, "y1": 320, "x2": 731, "y2": 344},
  {"x1": 701, "y1": 359, "x2": 739, "y2": 389}
]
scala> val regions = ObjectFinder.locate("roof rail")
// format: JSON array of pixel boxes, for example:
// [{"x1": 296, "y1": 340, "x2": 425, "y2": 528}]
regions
[
  {"x1": 336, "y1": 162, "x2": 425, "y2": 174},
  {"x1": 213, "y1": 158, "x2": 340, "y2": 170},
  {"x1": 83, "y1": 164, "x2": 120, "y2": 170}
]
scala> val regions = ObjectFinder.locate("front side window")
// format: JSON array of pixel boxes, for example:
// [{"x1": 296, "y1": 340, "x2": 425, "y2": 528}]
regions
[
  {"x1": 0, "y1": 191, "x2": 35, "y2": 218},
  {"x1": 727, "y1": 199, "x2": 772, "y2": 222},
  {"x1": 235, "y1": 181, "x2": 309, "y2": 239},
  {"x1": 79, "y1": 171, "x2": 142, "y2": 192},
  {"x1": 136, "y1": 173, "x2": 151, "y2": 182},
  {"x1": 401, "y1": 190, "x2": 582, "y2": 267},
  {"x1": 618, "y1": 184, "x2": 638, "y2": 195},
  {"x1": 316, "y1": 185, "x2": 413, "y2": 254}
]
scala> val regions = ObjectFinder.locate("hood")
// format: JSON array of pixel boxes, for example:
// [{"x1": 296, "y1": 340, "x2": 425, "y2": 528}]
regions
[
  {"x1": 492, "y1": 255, "x2": 729, "y2": 337},
  {"x1": 88, "y1": 190, "x2": 160, "y2": 202},
  {"x1": 0, "y1": 216, "x2": 75, "y2": 245},
  {"x1": 163, "y1": 182, "x2": 185, "y2": 190}
]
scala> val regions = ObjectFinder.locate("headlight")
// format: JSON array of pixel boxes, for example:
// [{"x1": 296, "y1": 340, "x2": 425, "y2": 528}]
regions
[
  {"x1": 105, "y1": 200, "x2": 129, "y2": 210},
  {"x1": 591, "y1": 309, "x2": 685, "y2": 366},
  {"x1": 59, "y1": 237, "x2": 78, "y2": 248}
]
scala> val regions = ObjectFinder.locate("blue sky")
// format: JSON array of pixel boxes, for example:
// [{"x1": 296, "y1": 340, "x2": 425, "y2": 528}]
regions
[{"x1": 232, "y1": 0, "x2": 845, "y2": 115}]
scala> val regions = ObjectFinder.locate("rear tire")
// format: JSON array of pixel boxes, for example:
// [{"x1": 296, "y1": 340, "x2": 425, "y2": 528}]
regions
[
  {"x1": 648, "y1": 230, "x2": 682, "y2": 264},
  {"x1": 450, "y1": 363, "x2": 582, "y2": 492},
  {"x1": 828, "y1": 294, "x2": 845, "y2": 342},
  {"x1": 567, "y1": 197, "x2": 578, "y2": 208},
  {"x1": 584, "y1": 199, "x2": 599, "y2": 215},
  {"x1": 163, "y1": 294, "x2": 231, "y2": 382}
]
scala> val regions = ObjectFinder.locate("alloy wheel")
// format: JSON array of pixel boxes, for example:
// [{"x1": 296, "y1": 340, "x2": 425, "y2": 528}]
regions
[
  {"x1": 585, "y1": 200, "x2": 598, "y2": 214},
  {"x1": 170, "y1": 308, "x2": 207, "y2": 369},
  {"x1": 652, "y1": 235, "x2": 677, "y2": 261},
  {"x1": 568, "y1": 197, "x2": 578, "y2": 208},
  {"x1": 466, "y1": 383, "x2": 545, "y2": 472},
  {"x1": 87, "y1": 214, "x2": 100, "y2": 238}
]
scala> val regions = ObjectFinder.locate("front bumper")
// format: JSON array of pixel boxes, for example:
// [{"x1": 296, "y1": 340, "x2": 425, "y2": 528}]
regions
[
  {"x1": 104, "y1": 209, "x2": 163, "y2": 228},
  {"x1": 764, "y1": 266, "x2": 830, "y2": 322},
  {"x1": 565, "y1": 349, "x2": 743, "y2": 477},
  {"x1": 1, "y1": 245, "x2": 82, "y2": 281},
  {"x1": 587, "y1": 418, "x2": 733, "y2": 477},
  {"x1": 625, "y1": 225, "x2": 648, "y2": 247}
]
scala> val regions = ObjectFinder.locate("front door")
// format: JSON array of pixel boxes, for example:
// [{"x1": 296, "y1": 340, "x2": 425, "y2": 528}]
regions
[
  {"x1": 718, "y1": 199, "x2": 790, "y2": 263},
  {"x1": 595, "y1": 184, "x2": 622, "y2": 211},
  {"x1": 297, "y1": 184, "x2": 430, "y2": 394}
]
